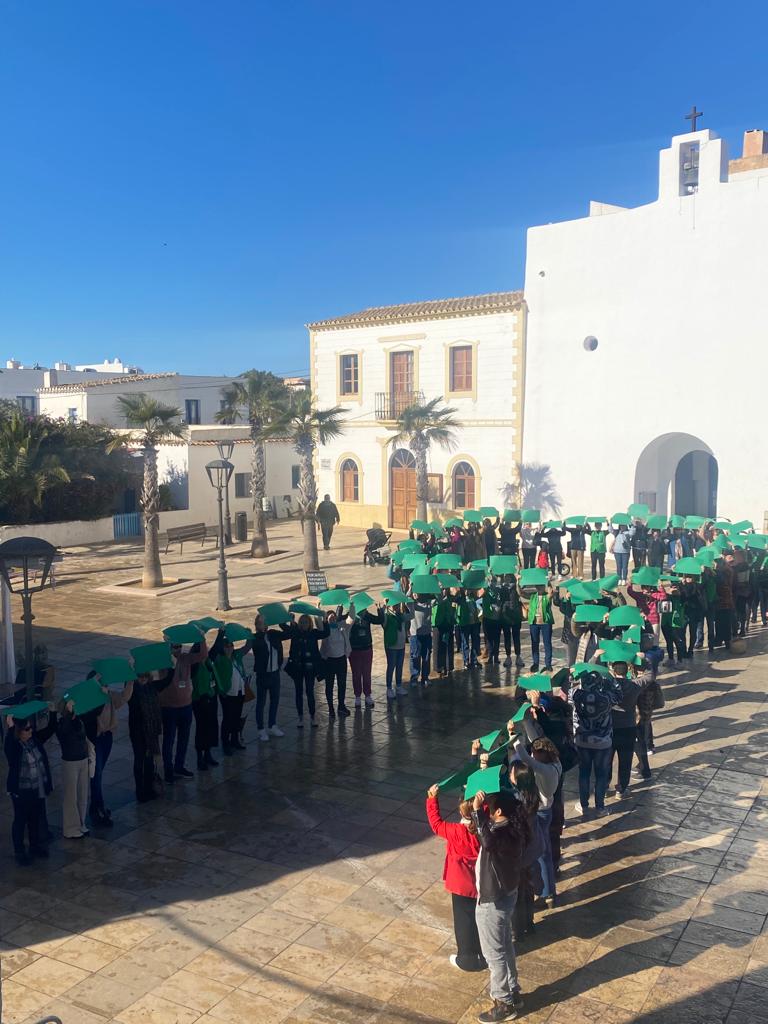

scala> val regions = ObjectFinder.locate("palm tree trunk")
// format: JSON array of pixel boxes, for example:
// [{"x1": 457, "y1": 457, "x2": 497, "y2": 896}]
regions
[
  {"x1": 296, "y1": 438, "x2": 319, "y2": 572},
  {"x1": 141, "y1": 445, "x2": 163, "y2": 588},
  {"x1": 250, "y1": 427, "x2": 270, "y2": 558},
  {"x1": 414, "y1": 441, "x2": 429, "y2": 523}
]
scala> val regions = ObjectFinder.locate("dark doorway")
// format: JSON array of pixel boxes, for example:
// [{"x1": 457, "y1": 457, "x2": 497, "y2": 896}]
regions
[{"x1": 674, "y1": 451, "x2": 718, "y2": 517}]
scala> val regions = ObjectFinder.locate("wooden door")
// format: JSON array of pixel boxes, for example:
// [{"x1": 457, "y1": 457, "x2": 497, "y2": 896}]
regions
[{"x1": 390, "y1": 450, "x2": 417, "y2": 529}]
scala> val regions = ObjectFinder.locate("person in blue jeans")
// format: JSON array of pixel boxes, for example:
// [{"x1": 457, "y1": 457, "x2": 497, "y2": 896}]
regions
[
  {"x1": 409, "y1": 599, "x2": 434, "y2": 685},
  {"x1": 569, "y1": 665, "x2": 623, "y2": 816},
  {"x1": 381, "y1": 601, "x2": 412, "y2": 698},
  {"x1": 522, "y1": 584, "x2": 554, "y2": 671},
  {"x1": 612, "y1": 525, "x2": 634, "y2": 584}
]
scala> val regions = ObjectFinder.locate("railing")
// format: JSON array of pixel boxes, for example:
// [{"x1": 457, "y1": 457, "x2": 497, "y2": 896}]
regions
[
  {"x1": 113, "y1": 512, "x2": 143, "y2": 540},
  {"x1": 374, "y1": 391, "x2": 424, "y2": 421}
]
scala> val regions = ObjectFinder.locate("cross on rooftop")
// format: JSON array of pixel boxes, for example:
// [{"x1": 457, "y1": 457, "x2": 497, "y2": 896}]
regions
[{"x1": 685, "y1": 105, "x2": 703, "y2": 131}]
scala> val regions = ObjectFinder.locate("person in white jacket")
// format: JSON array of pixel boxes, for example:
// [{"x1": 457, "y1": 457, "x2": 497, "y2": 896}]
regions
[{"x1": 320, "y1": 609, "x2": 351, "y2": 719}]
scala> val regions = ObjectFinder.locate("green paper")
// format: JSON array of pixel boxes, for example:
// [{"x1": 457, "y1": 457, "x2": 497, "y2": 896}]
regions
[
  {"x1": 631, "y1": 566, "x2": 661, "y2": 587},
  {"x1": 435, "y1": 572, "x2": 460, "y2": 588},
  {"x1": 479, "y1": 506, "x2": 499, "y2": 519},
  {"x1": 511, "y1": 701, "x2": 532, "y2": 723},
  {"x1": 550, "y1": 667, "x2": 569, "y2": 690},
  {"x1": 410, "y1": 519, "x2": 430, "y2": 532},
  {"x1": 189, "y1": 617, "x2": 224, "y2": 633},
  {"x1": 444, "y1": 517, "x2": 464, "y2": 528},
  {"x1": 684, "y1": 515, "x2": 706, "y2": 529},
  {"x1": 519, "y1": 568, "x2": 547, "y2": 588},
  {"x1": 461, "y1": 569, "x2": 486, "y2": 590},
  {"x1": 390, "y1": 550, "x2": 406, "y2": 566},
  {"x1": 62, "y1": 678, "x2": 109, "y2": 715},
  {"x1": 730, "y1": 520, "x2": 753, "y2": 533},
  {"x1": 568, "y1": 579, "x2": 602, "y2": 602},
  {"x1": 428, "y1": 524, "x2": 446, "y2": 538},
  {"x1": 674, "y1": 557, "x2": 703, "y2": 576},
  {"x1": 163, "y1": 623, "x2": 203, "y2": 645},
  {"x1": 572, "y1": 662, "x2": 612, "y2": 679},
  {"x1": 437, "y1": 762, "x2": 477, "y2": 791},
  {"x1": 402, "y1": 553, "x2": 428, "y2": 571},
  {"x1": 521, "y1": 509, "x2": 541, "y2": 523},
  {"x1": 574, "y1": 604, "x2": 607, "y2": 624},
  {"x1": 489, "y1": 555, "x2": 519, "y2": 575},
  {"x1": 288, "y1": 600, "x2": 324, "y2": 617},
  {"x1": 646, "y1": 514, "x2": 668, "y2": 530},
  {"x1": 462, "y1": 509, "x2": 482, "y2": 523},
  {"x1": 611, "y1": 513, "x2": 632, "y2": 526},
  {"x1": 543, "y1": 520, "x2": 563, "y2": 529},
  {"x1": 487, "y1": 739, "x2": 514, "y2": 767},
  {"x1": 92, "y1": 658, "x2": 137, "y2": 685},
  {"x1": 565, "y1": 515, "x2": 587, "y2": 526},
  {"x1": 607, "y1": 605, "x2": 644, "y2": 628},
  {"x1": 429, "y1": 553, "x2": 462, "y2": 570},
  {"x1": 130, "y1": 642, "x2": 173, "y2": 674},
  {"x1": 587, "y1": 515, "x2": 607, "y2": 525},
  {"x1": 628, "y1": 503, "x2": 649, "y2": 520},
  {"x1": 595, "y1": 574, "x2": 620, "y2": 592},
  {"x1": 714, "y1": 521, "x2": 733, "y2": 532},
  {"x1": 464, "y1": 765, "x2": 504, "y2": 800},
  {"x1": 381, "y1": 589, "x2": 413, "y2": 606},
  {"x1": 478, "y1": 728, "x2": 502, "y2": 752},
  {"x1": 3, "y1": 700, "x2": 49, "y2": 721},
  {"x1": 397, "y1": 539, "x2": 423, "y2": 552},
  {"x1": 746, "y1": 534, "x2": 768, "y2": 551},
  {"x1": 410, "y1": 573, "x2": 441, "y2": 596},
  {"x1": 597, "y1": 639, "x2": 639, "y2": 665},
  {"x1": 467, "y1": 558, "x2": 488, "y2": 571},
  {"x1": 728, "y1": 536, "x2": 747, "y2": 549},
  {"x1": 255, "y1": 605, "x2": 289, "y2": 628},
  {"x1": 317, "y1": 588, "x2": 351, "y2": 607},
  {"x1": 623, "y1": 624, "x2": 642, "y2": 643},
  {"x1": 502, "y1": 509, "x2": 521, "y2": 522},
  {"x1": 669, "y1": 514, "x2": 685, "y2": 529},
  {"x1": 351, "y1": 591, "x2": 376, "y2": 613},
  {"x1": 520, "y1": 673, "x2": 553, "y2": 692}
]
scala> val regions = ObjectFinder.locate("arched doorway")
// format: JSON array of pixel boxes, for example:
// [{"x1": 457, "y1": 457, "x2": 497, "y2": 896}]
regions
[
  {"x1": 634, "y1": 432, "x2": 718, "y2": 517},
  {"x1": 390, "y1": 449, "x2": 417, "y2": 529}
]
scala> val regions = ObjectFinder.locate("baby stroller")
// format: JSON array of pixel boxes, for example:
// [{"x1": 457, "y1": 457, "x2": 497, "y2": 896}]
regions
[{"x1": 364, "y1": 526, "x2": 392, "y2": 565}]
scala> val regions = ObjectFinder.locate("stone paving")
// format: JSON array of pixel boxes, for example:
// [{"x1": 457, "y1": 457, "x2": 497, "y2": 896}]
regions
[{"x1": 1, "y1": 522, "x2": 767, "y2": 1023}]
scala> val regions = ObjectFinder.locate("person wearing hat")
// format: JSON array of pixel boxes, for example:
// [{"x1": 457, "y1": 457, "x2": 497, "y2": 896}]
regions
[
  {"x1": 282, "y1": 613, "x2": 330, "y2": 724},
  {"x1": 316, "y1": 494, "x2": 340, "y2": 551},
  {"x1": 4, "y1": 709, "x2": 57, "y2": 865},
  {"x1": 569, "y1": 666, "x2": 623, "y2": 817},
  {"x1": 521, "y1": 583, "x2": 555, "y2": 672},
  {"x1": 588, "y1": 522, "x2": 607, "y2": 581},
  {"x1": 160, "y1": 636, "x2": 209, "y2": 782}
]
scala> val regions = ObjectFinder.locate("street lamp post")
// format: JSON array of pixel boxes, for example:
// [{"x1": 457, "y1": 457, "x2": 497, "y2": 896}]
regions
[
  {"x1": 205, "y1": 459, "x2": 234, "y2": 611},
  {"x1": 216, "y1": 440, "x2": 235, "y2": 545},
  {"x1": 0, "y1": 537, "x2": 57, "y2": 700}
]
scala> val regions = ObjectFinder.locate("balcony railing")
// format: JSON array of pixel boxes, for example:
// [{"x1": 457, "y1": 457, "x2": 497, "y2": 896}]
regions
[{"x1": 374, "y1": 391, "x2": 424, "y2": 421}]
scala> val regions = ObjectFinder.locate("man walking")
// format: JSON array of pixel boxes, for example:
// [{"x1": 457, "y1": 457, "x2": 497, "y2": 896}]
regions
[{"x1": 316, "y1": 494, "x2": 340, "y2": 551}]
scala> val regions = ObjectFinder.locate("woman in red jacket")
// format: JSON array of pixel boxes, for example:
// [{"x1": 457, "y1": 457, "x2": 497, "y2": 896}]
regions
[{"x1": 426, "y1": 784, "x2": 487, "y2": 972}]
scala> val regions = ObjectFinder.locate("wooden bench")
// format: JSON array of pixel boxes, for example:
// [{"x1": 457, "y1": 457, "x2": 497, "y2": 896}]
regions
[{"x1": 164, "y1": 523, "x2": 212, "y2": 553}]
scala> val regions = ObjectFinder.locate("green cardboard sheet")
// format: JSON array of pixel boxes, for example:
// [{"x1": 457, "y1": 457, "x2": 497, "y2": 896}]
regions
[
  {"x1": 502, "y1": 509, "x2": 521, "y2": 522},
  {"x1": 288, "y1": 600, "x2": 324, "y2": 617},
  {"x1": 631, "y1": 566, "x2": 661, "y2": 587},
  {"x1": 62, "y1": 678, "x2": 109, "y2": 715},
  {"x1": 574, "y1": 604, "x2": 607, "y2": 625},
  {"x1": 3, "y1": 700, "x2": 49, "y2": 721},
  {"x1": 437, "y1": 761, "x2": 477, "y2": 792},
  {"x1": 479, "y1": 506, "x2": 499, "y2": 518},
  {"x1": 607, "y1": 605, "x2": 644, "y2": 628},
  {"x1": 317, "y1": 588, "x2": 351, "y2": 607},
  {"x1": 91, "y1": 658, "x2": 137, "y2": 685},
  {"x1": 674, "y1": 557, "x2": 703, "y2": 576},
  {"x1": 189, "y1": 617, "x2": 224, "y2": 633},
  {"x1": 402, "y1": 554, "x2": 428, "y2": 571},
  {"x1": 429, "y1": 553, "x2": 462, "y2": 570},
  {"x1": 646, "y1": 514, "x2": 668, "y2": 529},
  {"x1": 254, "y1": 606, "x2": 288, "y2": 628},
  {"x1": 611, "y1": 513, "x2": 632, "y2": 526},
  {"x1": 410, "y1": 574, "x2": 441, "y2": 596},
  {"x1": 521, "y1": 509, "x2": 541, "y2": 523},
  {"x1": 489, "y1": 555, "x2": 519, "y2": 575},
  {"x1": 478, "y1": 728, "x2": 502, "y2": 752},
  {"x1": 381, "y1": 589, "x2": 413, "y2": 606},
  {"x1": 519, "y1": 568, "x2": 547, "y2": 588},
  {"x1": 130, "y1": 642, "x2": 173, "y2": 674},
  {"x1": 462, "y1": 509, "x2": 483, "y2": 523},
  {"x1": 628, "y1": 503, "x2": 649, "y2": 520},
  {"x1": 163, "y1": 623, "x2": 203, "y2": 645},
  {"x1": 519, "y1": 673, "x2": 553, "y2": 693},
  {"x1": 351, "y1": 592, "x2": 376, "y2": 613},
  {"x1": 410, "y1": 519, "x2": 430, "y2": 532},
  {"x1": 397, "y1": 539, "x2": 423, "y2": 552},
  {"x1": 464, "y1": 765, "x2": 504, "y2": 800},
  {"x1": 461, "y1": 569, "x2": 486, "y2": 589}
]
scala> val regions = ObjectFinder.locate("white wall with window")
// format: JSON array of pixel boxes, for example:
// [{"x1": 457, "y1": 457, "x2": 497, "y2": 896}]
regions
[{"x1": 309, "y1": 294, "x2": 526, "y2": 528}]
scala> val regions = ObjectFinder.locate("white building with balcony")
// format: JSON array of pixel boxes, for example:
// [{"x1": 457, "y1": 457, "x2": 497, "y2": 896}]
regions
[{"x1": 308, "y1": 293, "x2": 527, "y2": 530}]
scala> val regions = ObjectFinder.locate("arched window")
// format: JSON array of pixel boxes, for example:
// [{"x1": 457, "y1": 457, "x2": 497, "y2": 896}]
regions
[
  {"x1": 340, "y1": 458, "x2": 359, "y2": 502},
  {"x1": 452, "y1": 461, "x2": 475, "y2": 509}
]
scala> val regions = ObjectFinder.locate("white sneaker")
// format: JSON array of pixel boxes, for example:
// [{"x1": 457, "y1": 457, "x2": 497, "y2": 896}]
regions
[
  {"x1": 365, "y1": 696, "x2": 375, "y2": 708},
  {"x1": 268, "y1": 725, "x2": 285, "y2": 737},
  {"x1": 449, "y1": 954, "x2": 460, "y2": 969},
  {"x1": 386, "y1": 689, "x2": 395, "y2": 701},
  {"x1": 396, "y1": 686, "x2": 407, "y2": 696},
  {"x1": 616, "y1": 787, "x2": 629, "y2": 799},
  {"x1": 258, "y1": 729, "x2": 269, "y2": 742},
  {"x1": 573, "y1": 802, "x2": 587, "y2": 817},
  {"x1": 595, "y1": 807, "x2": 610, "y2": 818},
  {"x1": 354, "y1": 696, "x2": 362, "y2": 708},
  {"x1": 503, "y1": 656, "x2": 512, "y2": 667},
  {"x1": 515, "y1": 656, "x2": 526, "y2": 667}
]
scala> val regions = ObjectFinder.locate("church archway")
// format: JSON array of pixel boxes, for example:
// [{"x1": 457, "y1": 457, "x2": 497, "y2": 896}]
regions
[{"x1": 633, "y1": 432, "x2": 718, "y2": 518}]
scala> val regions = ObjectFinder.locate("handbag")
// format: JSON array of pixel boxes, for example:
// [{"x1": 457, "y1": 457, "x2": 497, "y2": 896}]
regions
[{"x1": 243, "y1": 678, "x2": 256, "y2": 703}]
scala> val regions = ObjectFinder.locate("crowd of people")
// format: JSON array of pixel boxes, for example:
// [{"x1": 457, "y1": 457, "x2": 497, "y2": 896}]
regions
[{"x1": 2, "y1": 506, "x2": 764, "y2": 1020}]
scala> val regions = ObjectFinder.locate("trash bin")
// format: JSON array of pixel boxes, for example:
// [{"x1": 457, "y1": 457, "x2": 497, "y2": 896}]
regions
[{"x1": 235, "y1": 511, "x2": 248, "y2": 542}]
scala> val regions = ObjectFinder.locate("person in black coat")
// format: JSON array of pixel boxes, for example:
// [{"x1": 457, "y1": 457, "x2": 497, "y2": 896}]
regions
[
  {"x1": 252, "y1": 613, "x2": 286, "y2": 740},
  {"x1": 4, "y1": 710, "x2": 56, "y2": 865},
  {"x1": 281, "y1": 615, "x2": 330, "y2": 727}
]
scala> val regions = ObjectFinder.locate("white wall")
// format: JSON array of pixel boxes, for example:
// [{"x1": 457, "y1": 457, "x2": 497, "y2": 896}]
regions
[
  {"x1": 311, "y1": 308, "x2": 524, "y2": 526},
  {"x1": 523, "y1": 128, "x2": 768, "y2": 525},
  {"x1": 0, "y1": 517, "x2": 115, "y2": 547}
]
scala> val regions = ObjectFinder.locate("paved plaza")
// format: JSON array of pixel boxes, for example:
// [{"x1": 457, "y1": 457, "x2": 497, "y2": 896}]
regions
[{"x1": 1, "y1": 523, "x2": 767, "y2": 1024}]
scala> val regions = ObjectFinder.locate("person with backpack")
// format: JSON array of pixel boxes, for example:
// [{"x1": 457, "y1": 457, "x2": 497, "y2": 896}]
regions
[
  {"x1": 569, "y1": 667, "x2": 623, "y2": 817},
  {"x1": 432, "y1": 589, "x2": 456, "y2": 677},
  {"x1": 631, "y1": 521, "x2": 649, "y2": 570},
  {"x1": 588, "y1": 521, "x2": 607, "y2": 580}
]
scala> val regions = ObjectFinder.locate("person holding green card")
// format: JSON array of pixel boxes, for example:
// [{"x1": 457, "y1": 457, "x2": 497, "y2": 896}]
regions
[
  {"x1": 500, "y1": 578, "x2": 525, "y2": 669},
  {"x1": 380, "y1": 598, "x2": 413, "y2": 698},
  {"x1": 210, "y1": 630, "x2": 250, "y2": 753},
  {"x1": 521, "y1": 582, "x2": 554, "y2": 672},
  {"x1": 282, "y1": 614, "x2": 330, "y2": 725},
  {"x1": 191, "y1": 652, "x2": 220, "y2": 769},
  {"x1": 251, "y1": 612, "x2": 286, "y2": 739},
  {"x1": 569, "y1": 669, "x2": 624, "y2": 817},
  {"x1": 456, "y1": 587, "x2": 482, "y2": 670},
  {"x1": 56, "y1": 699, "x2": 91, "y2": 839},
  {"x1": 589, "y1": 521, "x2": 607, "y2": 580},
  {"x1": 4, "y1": 708, "x2": 57, "y2": 865},
  {"x1": 160, "y1": 634, "x2": 209, "y2": 782},
  {"x1": 432, "y1": 588, "x2": 456, "y2": 678},
  {"x1": 128, "y1": 669, "x2": 165, "y2": 802}
]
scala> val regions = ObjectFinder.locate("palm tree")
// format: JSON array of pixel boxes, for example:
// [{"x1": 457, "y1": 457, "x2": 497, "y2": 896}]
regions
[
  {"x1": 0, "y1": 414, "x2": 70, "y2": 522},
  {"x1": 216, "y1": 370, "x2": 289, "y2": 557},
  {"x1": 276, "y1": 393, "x2": 345, "y2": 572},
  {"x1": 500, "y1": 461, "x2": 563, "y2": 517},
  {"x1": 389, "y1": 397, "x2": 460, "y2": 521},
  {"x1": 109, "y1": 394, "x2": 185, "y2": 588}
]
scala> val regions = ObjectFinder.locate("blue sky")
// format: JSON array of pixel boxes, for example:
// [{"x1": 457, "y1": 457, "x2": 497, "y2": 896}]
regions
[{"x1": 1, "y1": 0, "x2": 766, "y2": 376}]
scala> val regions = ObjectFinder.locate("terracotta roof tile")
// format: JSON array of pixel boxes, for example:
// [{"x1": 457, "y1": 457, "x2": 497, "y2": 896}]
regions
[{"x1": 307, "y1": 291, "x2": 524, "y2": 330}]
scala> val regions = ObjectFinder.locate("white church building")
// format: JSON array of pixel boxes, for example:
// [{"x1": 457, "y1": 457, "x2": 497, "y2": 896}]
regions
[{"x1": 523, "y1": 123, "x2": 768, "y2": 527}]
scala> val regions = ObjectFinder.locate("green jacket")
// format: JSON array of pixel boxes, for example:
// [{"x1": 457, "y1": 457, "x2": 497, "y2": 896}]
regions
[
  {"x1": 481, "y1": 587, "x2": 503, "y2": 622},
  {"x1": 212, "y1": 651, "x2": 247, "y2": 695},
  {"x1": 431, "y1": 598, "x2": 455, "y2": 629},
  {"x1": 661, "y1": 593, "x2": 686, "y2": 630},
  {"x1": 527, "y1": 592, "x2": 554, "y2": 625},
  {"x1": 590, "y1": 530, "x2": 606, "y2": 554},
  {"x1": 383, "y1": 610, "x2": 409, "y2": 649},
  {"x1": 455, "y1": 596, "x2": 479, "y2": 627},
  {"x1": 191, "y1": 660, "x2": 216, "y2": 700}
]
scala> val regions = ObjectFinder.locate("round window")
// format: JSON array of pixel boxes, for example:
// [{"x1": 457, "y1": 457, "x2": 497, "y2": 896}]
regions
[{"x1": 583, "y1": 336, "x2": 598, "y2": 352}]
